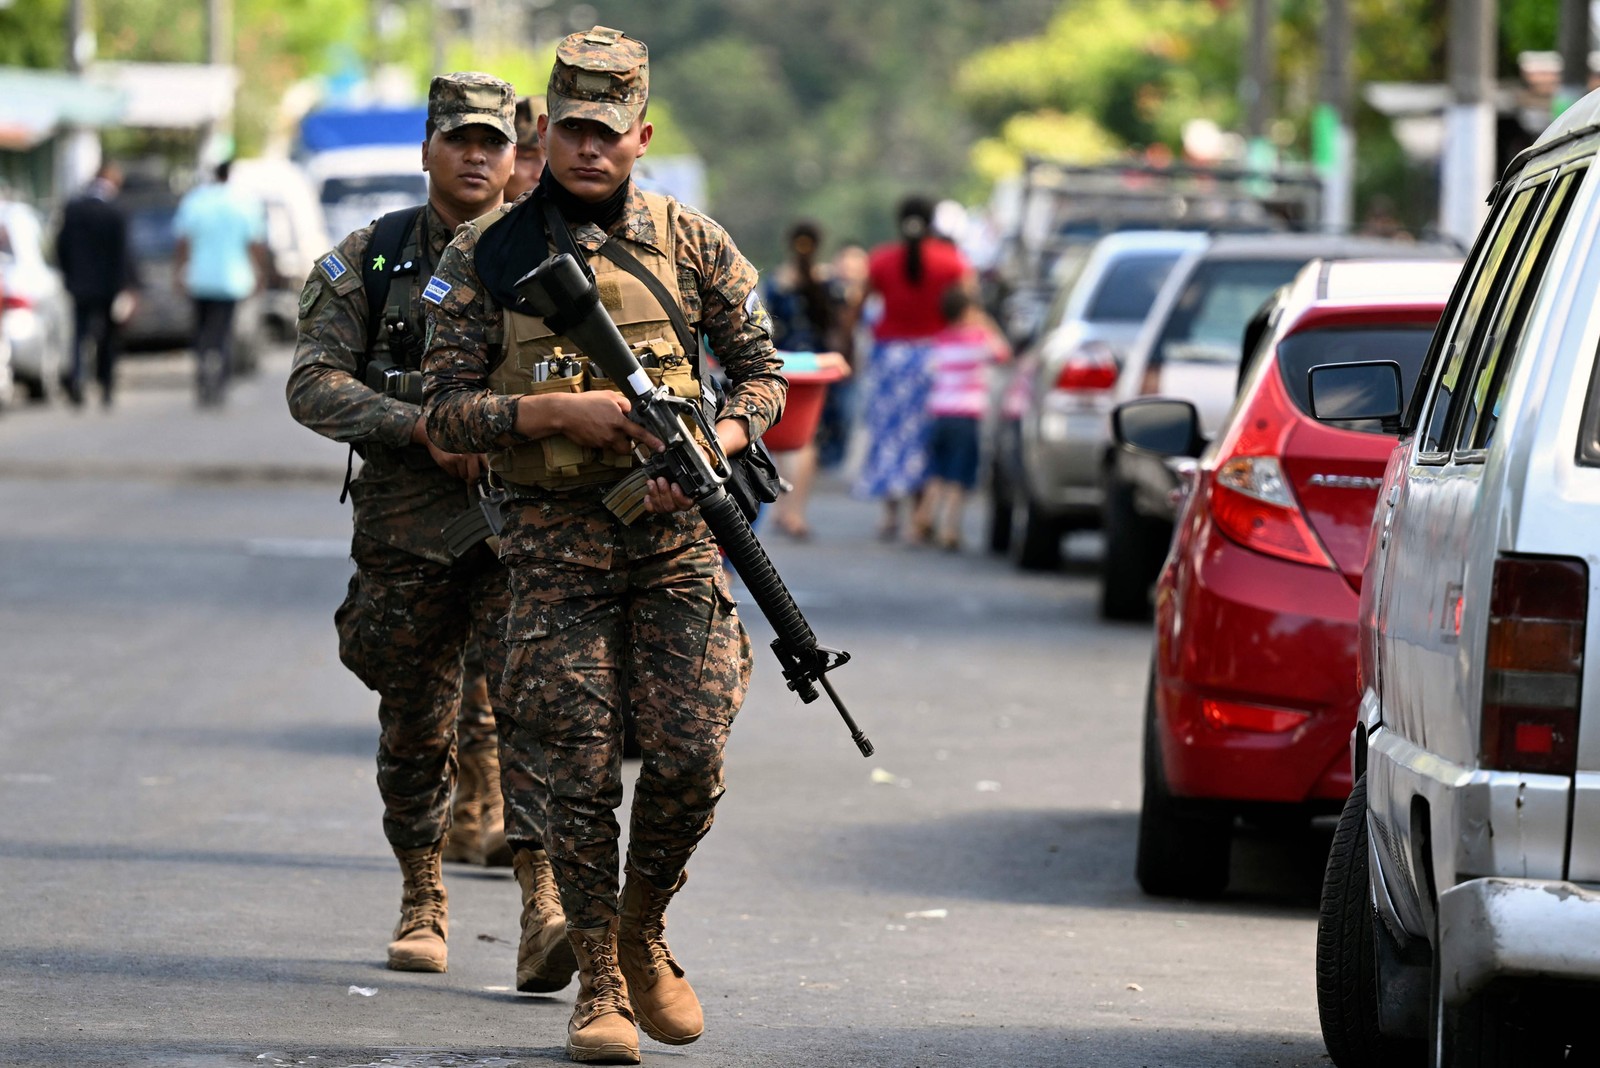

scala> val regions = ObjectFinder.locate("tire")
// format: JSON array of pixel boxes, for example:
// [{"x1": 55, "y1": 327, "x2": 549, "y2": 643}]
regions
[
  {"x1": 1317, "y1": 774, "x2": 1424, "y2": 1067},
  {"x1": 1009, "y1": 492, "x2": 1063, "y2": 571},
  {"x1": 986, "y1": 457, "x2": 1013, "y2": 555},
  {"x1": 1135, "y1": 678, "x2": 1231, "y2": 898},
  {"x1": 1100, "y1": 476, "x2": 1167, "y2": 621}
]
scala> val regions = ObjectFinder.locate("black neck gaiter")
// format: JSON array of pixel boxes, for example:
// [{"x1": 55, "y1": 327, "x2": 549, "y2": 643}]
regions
[{"x1": 540, "y1": 168, "x2": 628, "y2": 231}]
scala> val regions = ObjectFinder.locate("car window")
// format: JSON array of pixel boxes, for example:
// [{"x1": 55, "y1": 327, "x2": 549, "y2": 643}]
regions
[
  {"x1": 1083, "y1": 252, "x2": 1182, "y2": 323},
  {"x1": 1039, "y1": 246, "x2": 1095, "y2": 332},
  {"x1": 1455, "y1": 169, "x2": 1583, "y2": 454},
  {"x1": 127, "y1": 206, "x2": 180, "y2": 259},
  {"x1": 1153, "y1": 258, "x2": 1305, "y2": 366},
  {"x1": 1415, "y1": 183, "x2": 1543, "y2": 458},
  {"x1": 318, "y1": 174, "x2": 427, "y2": 204},
  {"x1": 1277, "y1": 325, "x2": 1437, "y2": 432}
]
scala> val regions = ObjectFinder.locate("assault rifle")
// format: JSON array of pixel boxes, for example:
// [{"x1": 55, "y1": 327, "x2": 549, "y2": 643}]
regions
[{"x1": 515, "y1": 253, "x2": 874, "y2": 758}]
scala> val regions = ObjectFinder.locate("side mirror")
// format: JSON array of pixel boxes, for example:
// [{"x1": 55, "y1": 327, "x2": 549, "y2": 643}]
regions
[
  {"x1": 1309, "y1": 361, "x2": 1402, "y2": 428},
  {"x1": 1113, "y1": 397, "x2": 1205, "y2": 458}
]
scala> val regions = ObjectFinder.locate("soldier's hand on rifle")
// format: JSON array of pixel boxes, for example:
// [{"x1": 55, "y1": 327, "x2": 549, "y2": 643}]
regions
[
  {"x1": 642, "y1": 476, "x2": 696, "y2": 515},
  {"x1": 538, "y1": 392, "x2": 665, "y2": 455}
]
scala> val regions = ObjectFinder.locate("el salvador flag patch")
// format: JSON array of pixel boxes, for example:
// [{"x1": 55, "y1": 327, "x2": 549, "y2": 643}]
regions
[
  {"x1": 318, "y1": 252, "x2": 348, "y2": 283},
  {"x1": 422, "y1": 276, "x2": 452, "y2": 305}
]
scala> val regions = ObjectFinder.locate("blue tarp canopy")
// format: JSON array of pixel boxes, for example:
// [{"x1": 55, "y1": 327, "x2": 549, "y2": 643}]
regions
[{"x1": 298, "y1": 106, "x2": 428, "y2": 153}]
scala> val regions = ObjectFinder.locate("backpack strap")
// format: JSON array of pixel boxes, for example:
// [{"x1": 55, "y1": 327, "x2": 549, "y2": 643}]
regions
[
  {"x1": 362, "y1": 205, "x2": 426, "y2": 350},
  {"x1": 339, "y1": 204, "x2": 423, "y2": 505}
]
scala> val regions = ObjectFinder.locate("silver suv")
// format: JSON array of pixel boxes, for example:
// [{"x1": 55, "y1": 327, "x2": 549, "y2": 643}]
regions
[
  {"x1": 990, "y1": 230, "x2": 1205, "y2": 569},
  {"x1": 1314, "y1": 91, "x2": 1600, "y2": 1064}
]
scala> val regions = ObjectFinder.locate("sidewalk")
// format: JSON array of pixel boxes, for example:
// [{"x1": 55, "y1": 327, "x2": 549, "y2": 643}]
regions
[{"x1": 0, "y1": 347, "x2": 348, "y2": 484}]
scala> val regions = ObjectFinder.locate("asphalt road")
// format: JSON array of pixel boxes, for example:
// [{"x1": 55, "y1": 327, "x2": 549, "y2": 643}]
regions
[{"x1": 0, "y1": 349, "x2": 1335, "y2": 1068}]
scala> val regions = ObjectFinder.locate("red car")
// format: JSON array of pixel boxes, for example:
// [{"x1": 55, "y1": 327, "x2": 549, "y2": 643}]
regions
[{"x1": 1113, "y1": 257, "x2": 1462, "y2": 898}]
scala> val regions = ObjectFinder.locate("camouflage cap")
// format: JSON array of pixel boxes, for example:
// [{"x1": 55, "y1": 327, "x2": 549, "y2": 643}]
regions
[
  {"x1": 514, "y1": 95, "x2": 547, "y2": 149},
  {"x1": 547, "y1": 26, "x2": 648, "y2": 135},
  {"x1": 428, "y1": 71, "x2": 516, "y2": 140}
]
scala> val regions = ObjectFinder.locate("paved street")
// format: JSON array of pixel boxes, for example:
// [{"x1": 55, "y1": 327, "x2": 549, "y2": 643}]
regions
[{"x1": 0, "y1": 348, "x2": 1334, "y2": 1068}]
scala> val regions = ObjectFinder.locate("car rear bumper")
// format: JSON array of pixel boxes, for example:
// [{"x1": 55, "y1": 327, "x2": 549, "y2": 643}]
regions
[
  {"x1": 1025, "y1": 403, "x2": 1111, "y2": 514},
  {"x1": 1437, "y1": 877, "x2": 1600, "y2": 1007},
  {"x1": 1156, "y1": 524, "x2": 1360, "y2": 804}
]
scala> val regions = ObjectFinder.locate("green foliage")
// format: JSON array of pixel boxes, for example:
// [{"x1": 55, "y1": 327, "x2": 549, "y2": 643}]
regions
[
  {"x1": 0, "y1": 0, "x2": 67, "y2": 68},
  {"x1": 956, "y1": 0, "x2": 1242, "y2": 183}
]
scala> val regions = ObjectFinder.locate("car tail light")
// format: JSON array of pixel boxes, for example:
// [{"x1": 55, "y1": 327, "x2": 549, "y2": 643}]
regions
[
  {"x1": 1482, "y1": 555, "x2": 1586, "y2": 775},
  {"x1": 1053, "y1": 342, "x2": 1118, "y2": 392},
  {"x1": 1202, "y1": 697, "x2": 1310, "y2": 733},
  {"x1": 0, "y1": 293, "x2": 30, "y2": 312},
  {"x1": 1204, "y1": 371, "x2": 1334, "y2": 569}
]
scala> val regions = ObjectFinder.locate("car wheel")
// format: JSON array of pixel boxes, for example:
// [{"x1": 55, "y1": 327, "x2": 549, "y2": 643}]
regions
[
  {"x1": 1100, "y1": 476, "x2": 1167, "y2": 621},
  {"x1": 1009, "y1": 492, "x2": 1063, "y2": 571},
  {"x1": 1135, "y1": 678, "x2": 1231, "y2": 898},
  {"x1": 1317, "y1": 774, "x2": 1424, "y2": 1067},
  {"x1": 986, "y1": 457, "x2": 1013, "y2": 555}
]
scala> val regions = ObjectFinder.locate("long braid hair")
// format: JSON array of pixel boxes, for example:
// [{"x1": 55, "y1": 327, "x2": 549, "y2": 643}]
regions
[
  {"x1": 897, "y1": 195, "x2": 935, "y2": 285},
  {"x1": 788, "y1": 220, "x2": 833, "y2": 343}
]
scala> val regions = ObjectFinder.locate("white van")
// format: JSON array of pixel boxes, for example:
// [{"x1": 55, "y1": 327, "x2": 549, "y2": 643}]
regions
[
  {"x1": 230, "y1": 158, "x2": 330, "y2": 339},
  {"x1": 304, "y1": 145, "x2": 426, "y2": 249},
  {"x1": 1313, "y1": 90, "x2": 1600, "y2": 1064}
]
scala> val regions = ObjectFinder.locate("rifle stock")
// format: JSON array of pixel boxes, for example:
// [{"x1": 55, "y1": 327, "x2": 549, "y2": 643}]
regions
[{"x1": 516, "y1": 253, "x2": 873, "y2": 758}]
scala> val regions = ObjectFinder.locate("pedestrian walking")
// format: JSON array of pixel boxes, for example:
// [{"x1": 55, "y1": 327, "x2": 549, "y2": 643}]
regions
[
  {"x1": 55, "y1": 161, "x2": 139, "y2": 408},
  {"x1": 854, "y1": 195, "x2": 974, "y2": 542},
  {"x1": 173, "y1": 160, "x2": 269, "y2": 406},
  {"x1": 421, "y1": 26, "x2": 786, "y2": 1064},
  {"x1": 763, "y1": 220, "x2": 850, "y2": 541},
  {"x1": 505, "y1": 94, "x2": 548, "y2": 203},
  {"x1": 911, "y1": 286, "x2": 1010, "y2": 551},
  {"x1": 286, "y1": 72, "x2": 555, "y2": 977}
]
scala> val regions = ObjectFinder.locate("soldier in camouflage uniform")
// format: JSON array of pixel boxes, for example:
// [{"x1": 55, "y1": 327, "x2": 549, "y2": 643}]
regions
[
  {"x1": 420, "y1": 27, "x2": 786, "y2": 1064},
  {"x1": 506, "y1": 94, "x2": 548, "y2": 203},
  {"x1": 287, "y1": 72, "x2": 559, "y2": 975}
]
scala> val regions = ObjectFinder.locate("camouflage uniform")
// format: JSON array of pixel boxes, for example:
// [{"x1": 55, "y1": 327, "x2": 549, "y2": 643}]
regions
[
  {"x1": 286, "y1": 74, "x2": 541, "y2": 856},
  {"x1": 420, "y1": 114, "x2": 785, "y2": 932}
]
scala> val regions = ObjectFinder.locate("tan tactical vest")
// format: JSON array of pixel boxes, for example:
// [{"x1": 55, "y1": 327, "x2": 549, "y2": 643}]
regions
[{"x1": 484, "y1": 192, "x2": 700, "y2": 490}]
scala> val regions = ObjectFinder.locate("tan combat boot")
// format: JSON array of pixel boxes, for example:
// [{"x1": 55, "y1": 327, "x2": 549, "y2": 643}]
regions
[
  {"x1": 512, "y1": 848, "x2": 578, "y2": 992},
  {"x1": 617, "y1": 865, "x2": 703, "y2": 1045},
  {"x1": 442, "y1": 745, "x2": 512, "y2": 867},
  {"x1": 566, "y1": 921, "x2": 640, "y2": 1064},
  {"x1": 387, "y1": 844, "x2": 448, "y2": 972}
]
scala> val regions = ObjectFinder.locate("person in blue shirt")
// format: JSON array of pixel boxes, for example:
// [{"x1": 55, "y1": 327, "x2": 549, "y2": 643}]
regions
[{"x1": 173, "y1": 160, "x2": 269, "y2": 406}]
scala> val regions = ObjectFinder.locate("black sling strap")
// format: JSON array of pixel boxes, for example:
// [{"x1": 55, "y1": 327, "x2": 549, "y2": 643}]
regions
[
  {"x1": 340, "y1": 204, "x2": 424, "y2": 504},
  {"x1": 362, "y1": 205, "x2": 426, "y2": 347}
]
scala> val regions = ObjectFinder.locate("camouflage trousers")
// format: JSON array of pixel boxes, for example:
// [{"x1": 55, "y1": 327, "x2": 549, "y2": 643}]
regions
[
  {"x1": 457, "y1": 640, "x2": 498, "y2": 757},
  {"x1": 335, "y1": 531, "x2": 544, "y2": 850},
  {"x1": 499, "y1": 513, "x2": 752, "y2": 929}
]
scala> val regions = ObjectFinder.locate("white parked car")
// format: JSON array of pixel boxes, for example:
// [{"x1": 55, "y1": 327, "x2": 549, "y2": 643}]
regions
[
  {"x1": 0, "y1": 199, "x2": 72, "y2": 402},
  {"x1": 1314, "y1": 89, "x2": 1600, "y2": 1065}
]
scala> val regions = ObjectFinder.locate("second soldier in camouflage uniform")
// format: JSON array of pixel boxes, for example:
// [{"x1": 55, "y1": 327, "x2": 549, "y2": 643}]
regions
[
  {"x1": 422, "y1": 27, "x2": 786, "y2": 1065},
  {"x1": 286, "y1": 72, "x2": 564, "y2": 976},
  {"x1": 505, "y1": 93, "x2": 548, "y2": 203}
]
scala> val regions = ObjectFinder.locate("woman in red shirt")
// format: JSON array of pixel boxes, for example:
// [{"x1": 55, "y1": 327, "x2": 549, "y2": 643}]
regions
[{"x1": 854, "y1": 196, "x2": 974, "y2": 540}]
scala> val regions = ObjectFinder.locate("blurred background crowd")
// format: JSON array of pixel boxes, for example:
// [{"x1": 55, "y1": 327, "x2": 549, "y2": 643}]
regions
[{"x1": 0, "y1": 0, "x2": 1592, "y2": 489}]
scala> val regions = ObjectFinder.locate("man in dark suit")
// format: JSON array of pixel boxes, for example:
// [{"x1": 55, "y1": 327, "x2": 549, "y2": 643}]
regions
[{"x1": 56, "y1": 161, "x2": 139, "y2": 407}]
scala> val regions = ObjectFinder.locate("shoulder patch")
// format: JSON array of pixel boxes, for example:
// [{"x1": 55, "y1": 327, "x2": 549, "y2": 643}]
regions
[
  {"x1": 318, "y1": 252, "x2": 349, "y2": 284},
  {"x1": 298, "y1": 279, "x2": 323, "y2": 320},
  {"x1": 422, "y1": 276, "x2": 453, "y2": 305}
]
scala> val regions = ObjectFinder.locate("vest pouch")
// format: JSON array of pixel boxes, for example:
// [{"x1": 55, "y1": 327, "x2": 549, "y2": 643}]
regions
[
  {"x1": 525, "y1": 360, "x2": 590, "y2": 477},
  {"x1": 582, "y1": 366, "x2": 637, "y2": 470}
]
